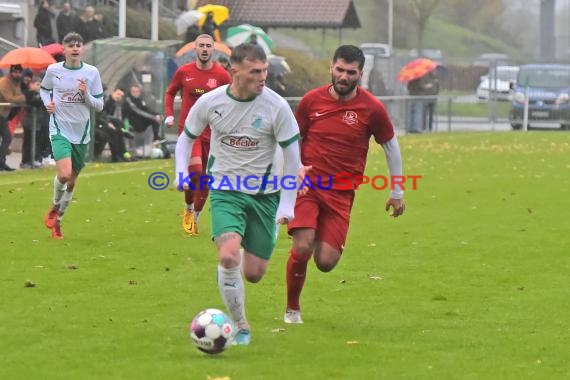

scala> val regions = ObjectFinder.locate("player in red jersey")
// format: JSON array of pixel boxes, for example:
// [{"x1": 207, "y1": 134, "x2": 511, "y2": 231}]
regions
[
  {"x1": 164, "y1": 34, "x2": 231, "y2": 235},
  {"x1": 284, "y1": 45, "x2": 406, "y2": 324}
]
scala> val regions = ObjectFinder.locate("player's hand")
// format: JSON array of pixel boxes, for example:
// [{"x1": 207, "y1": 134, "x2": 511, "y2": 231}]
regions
[
  {"x1": 164, "y1": 115, "x2": 175, "y2": 127},
  {"x1": 77, "y1": 78, "x2": 87, "y2": 95},
  {"x1": 155, "y1": 114, "x2": 163, "y2": 123},
  {"x1": 45, "y1": 101, "x2": 55, "y2": 114},
  {"x1": 174, "y1": 172, "x2": 190, "y2": 191},
  {"x1": 385, "y1": 197, "x2": 405, "y2": 218},
  {"x1": 297, "y1": 165, "x2": 312, "y2": 195},
  {"x1": 276, "y1": 217, "x2": 290, "y2": 225}
]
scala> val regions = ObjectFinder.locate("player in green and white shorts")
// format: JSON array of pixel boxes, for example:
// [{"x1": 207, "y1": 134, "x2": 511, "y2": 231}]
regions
[
  {"x1": 40, "y1": 32, "x2": 104, "y2": 239},
  {"x1": 175, "y1": 44, "x2": 302, "y2": 345}
]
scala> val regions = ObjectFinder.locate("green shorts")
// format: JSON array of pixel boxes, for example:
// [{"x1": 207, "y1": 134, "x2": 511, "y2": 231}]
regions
[
  {"x1": 50, "y1": 134, "x2": 87, "y2": 173},
  {"x1": 210, "y1": 190, "x2": 280, "y2": 260}
]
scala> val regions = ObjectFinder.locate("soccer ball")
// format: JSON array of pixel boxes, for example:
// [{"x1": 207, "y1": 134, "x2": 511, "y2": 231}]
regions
[
  {"x1": 189, "y1": 308, "x2": 235, "y2": 354},
  {"x1": 150, "y1": 147, "x2": 164, "y2": 159}
]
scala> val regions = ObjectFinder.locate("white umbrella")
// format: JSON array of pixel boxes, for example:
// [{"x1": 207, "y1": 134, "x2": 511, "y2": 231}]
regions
[
  {"x1": 225, "y1": 24, "x2": 273, "y2": 54},
  {"x1": 175, "y1": 10, "x2": 202, "y2": 36}
]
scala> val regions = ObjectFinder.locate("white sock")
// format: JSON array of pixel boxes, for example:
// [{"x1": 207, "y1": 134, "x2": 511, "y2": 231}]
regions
[
  {"x1": 53, "y1": 176, "x2": 67, "y2": 207},
  {"x1": 195, "y1": 211, "x2": 200, "y2": 223},
  {"x1": 185, "y1": 203, "x2": 194, "y2": 212},
  {"x1": 217, "y1": 264, "x2": 248, "y2": 330},
  {"x1": 58, "y1": 190, "x2": 73, "y2": 219}
]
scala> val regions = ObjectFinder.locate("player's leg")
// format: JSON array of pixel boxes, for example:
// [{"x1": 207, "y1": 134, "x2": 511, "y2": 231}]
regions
[
  {"x1": 182, "y1": 139, "x2": 202, "y2": 234},
  {"x1": 50, "y1": 142, "x2": 87, "y2": 239},
  {"x1": 45, "y1": 135, "x2": 72, "y2": 233},
  {"x1": 284, "y1": 192, "x2": 320, "y2": 323},
  {"x1": 241, "y1": 191, "x2": 280, "y2": 282},
  {"x1": 210, "y1": 190, "x2": 250, "y2": 344},
  {"x1": 192, "y1": 138, "x2": 210, "y2": 229},
  {"x1": 312, "y1": 189, "x2": 355, "y2": 272}
]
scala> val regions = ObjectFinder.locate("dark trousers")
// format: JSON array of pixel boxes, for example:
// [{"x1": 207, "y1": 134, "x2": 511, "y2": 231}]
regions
[
  {"x1": 0, "y1": 116, "x2": 12, "y2": 165},
  {"x1": 94, "y1": 120, "x2": 127, "y2": 162},
  {"x1": 21, "y1": 127, "x2": 39, "y2": 164},
  {"x1": 131, "y1": 120, "x2": 160, "y2": 140}
]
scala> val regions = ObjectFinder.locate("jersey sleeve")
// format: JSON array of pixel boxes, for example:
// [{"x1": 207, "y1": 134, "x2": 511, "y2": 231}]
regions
[
  {"x1": 89, "y1": 68, "x2": 104, "y2": 98},
  {"x1": 370, "y1": 100, "x2": 395, "y2": 144},
  {"x1": 184, "y1": 95, "x2": 209, "y2": 139},
  {"x1": 275, "y1": 99, "x2": 300, "y2": 148},
  {"x1": 294, "y1": 95, "x2": 312, "y2": 138},
  {"x1": 40, "y1": 66, "x2": 54, "y2": 91},
  {"x1": 165, "y1": 68, "x2": 182, "y2": 116}
]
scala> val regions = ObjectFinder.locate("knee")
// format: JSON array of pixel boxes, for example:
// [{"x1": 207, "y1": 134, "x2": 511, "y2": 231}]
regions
[
  {"x1": 219, "y1": 252, "x2": 240, "y2": 269},
  {"x1": 314, "y1": 252, "x2": 340, "y2": 273},
  {"x1": 314, "y1": 258, "x2": 337, "y2": 273},
  {"x1": 244, "y1": 270, "x2": 264, "y2": 283},
  {"x1": 58, "y1": 174, "x2": 72, "y2": 184},
  {"x1": 293, "y1": 239, "x2": 315, "y2": 257}
]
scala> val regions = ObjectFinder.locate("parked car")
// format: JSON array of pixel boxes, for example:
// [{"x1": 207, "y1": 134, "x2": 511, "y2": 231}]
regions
[
  {"x1": 477, "y1": 66, "x2": 519, "y2": 101},
  {"x1": 409, "y1": 48, "x2": 444, "y2": 64},
  {"x1": 360, "y1": 43, "x2": 392, "y2": 95},
  {"x1": 509, "y1": 64, "x2": 570, "y2": 130},
  {"x1": 473, "y1": 53, "x2": 512, "y2": 68}
]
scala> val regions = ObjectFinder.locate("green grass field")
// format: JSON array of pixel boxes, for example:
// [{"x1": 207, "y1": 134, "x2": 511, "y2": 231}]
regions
[{"x1": 1, "y1": 132, "x2": 569, "y2": 379}]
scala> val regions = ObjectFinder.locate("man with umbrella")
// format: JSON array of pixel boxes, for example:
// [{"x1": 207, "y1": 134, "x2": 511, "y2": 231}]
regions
[{"x1": 398, "y1": 58, "x2": 440, "y2": 133}]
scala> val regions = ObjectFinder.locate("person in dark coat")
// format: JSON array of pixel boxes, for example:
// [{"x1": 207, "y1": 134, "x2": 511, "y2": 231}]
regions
[{"x1": 34, "y1": 0, "x2": 56, "y2": 46}]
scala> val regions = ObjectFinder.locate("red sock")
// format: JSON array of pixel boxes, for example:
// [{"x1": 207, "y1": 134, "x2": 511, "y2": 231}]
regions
[
  {"x1": 286, "y1": 249, "x2": 310, "y2": 311},
  {"x1": 194, "y1": 186, "x2": 209, "y2": 213},
  {"x1": 185, "y1": 164, "x2": 202, "y2": 206},
  {"x1": 184, "y1": 189, "x2": 194, "y2": 205}
]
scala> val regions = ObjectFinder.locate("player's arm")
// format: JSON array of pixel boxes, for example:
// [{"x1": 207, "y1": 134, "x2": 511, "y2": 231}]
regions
[
  {"x1": 275, "y1": 101, "x2": 302, "y2": 223},
  {"x1": 164, "y1": 70, "x2": 182, "y2": 126},
  {"x1": 380, "y1": 136, "x2": 405, "y2": 217},
  {"x1": 276, "y1": 135, "x2": 301, "y2": 223},
  {"x1": 40, "y1": 69, "x2": 54, "y2": 113},
  {"x1": 372, "y1": 102, "x2": 405, "y2": 217},
  {"x1": 174, "y1": 98, "x2": 209, "y2": 190},
  {"x1": 79, "y1": 68, "x2": 105, "y2": 111}
]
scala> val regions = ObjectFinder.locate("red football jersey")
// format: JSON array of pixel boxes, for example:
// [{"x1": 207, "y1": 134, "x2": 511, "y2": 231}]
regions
[
  {"x1": 295, "y1": 85, "x2": 395, "y2": 190},
  {"x1": 165, "y1": 62, "x2": 231, "y2": 140}
]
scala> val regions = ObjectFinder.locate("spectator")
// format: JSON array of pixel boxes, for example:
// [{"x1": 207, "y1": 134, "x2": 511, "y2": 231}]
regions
[
  {"x1": 21, "y1": 77, "x2": 50, "y2": 169},
  {"x1": 34, "y1": 0, "x2": 56, "y2": 46},
  {"x1": 122, "y1": 84, "x2": 163, "y2": 144},
  {"x1": 201, "y1": 12, "x2": 219, "y2": 41},
  {"x1": 94, "y1": 88, "x2": 132, "y2": 162},
  {"x1": 77, "y1": 6, "x2": 104, "y2": 43},
  {"x1": 0, "y1": 65, "x2": 26, "y2": 171},
  {"x1": 185, "y1": 24, "x2": 200, "y2": 44},
  {"x1": 406, "y1": 77, "x2": 424, "y2": 133},
  {"x1": 421, "y1": 71, "x2": 440, "y2": 132},
  {"x1": 56, "y1": 2, "x2": 80, "y2": 43}
]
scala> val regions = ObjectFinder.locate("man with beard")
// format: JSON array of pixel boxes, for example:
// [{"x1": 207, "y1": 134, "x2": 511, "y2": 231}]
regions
[
  {"x1": 165, "y1": 34, "x2": 231, "y2": 235},
  {"x1": 283, "y1": 45, "x2": 406, "y2": 324}
]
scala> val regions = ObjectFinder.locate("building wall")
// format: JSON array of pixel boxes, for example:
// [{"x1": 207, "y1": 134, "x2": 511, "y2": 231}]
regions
[{"x1": 0, "y1": 0, "x2": 30, "y2": 48}]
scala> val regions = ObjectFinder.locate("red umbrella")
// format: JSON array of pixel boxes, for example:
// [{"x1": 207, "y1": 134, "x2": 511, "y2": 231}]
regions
[
  {"x1": 41, "y1": 43, "x2": 64, "y2": 57},
  {"x1": 0, "y1": 47, "x2": 56, "y2": 69},
  {"x1": 398, "y1": 58, "x2": 438, "y2": 83}
]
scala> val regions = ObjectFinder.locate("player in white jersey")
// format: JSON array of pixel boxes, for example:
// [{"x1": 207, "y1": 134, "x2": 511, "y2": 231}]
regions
[
  {"x1": 175, "y1": 43, "x2": 302, "y2": 346},
  {"x1": 40, "y1": 32, "x2": 104, "y2": 239}
]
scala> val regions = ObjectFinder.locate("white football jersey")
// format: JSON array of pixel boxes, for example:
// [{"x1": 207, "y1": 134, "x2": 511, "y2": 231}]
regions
[{"x1": 40, "y1": 62, "x2": 103, "y2": 144}]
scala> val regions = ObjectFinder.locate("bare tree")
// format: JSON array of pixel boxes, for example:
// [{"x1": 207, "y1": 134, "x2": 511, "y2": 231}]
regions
[{"x1": 410, "y1": 0, "x2": 441, "y2": 54}]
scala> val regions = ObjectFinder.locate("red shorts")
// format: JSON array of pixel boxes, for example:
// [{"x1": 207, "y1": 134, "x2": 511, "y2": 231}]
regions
[{"x1": 287, "y1": 189, "x2": 355, "y2": 252}]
